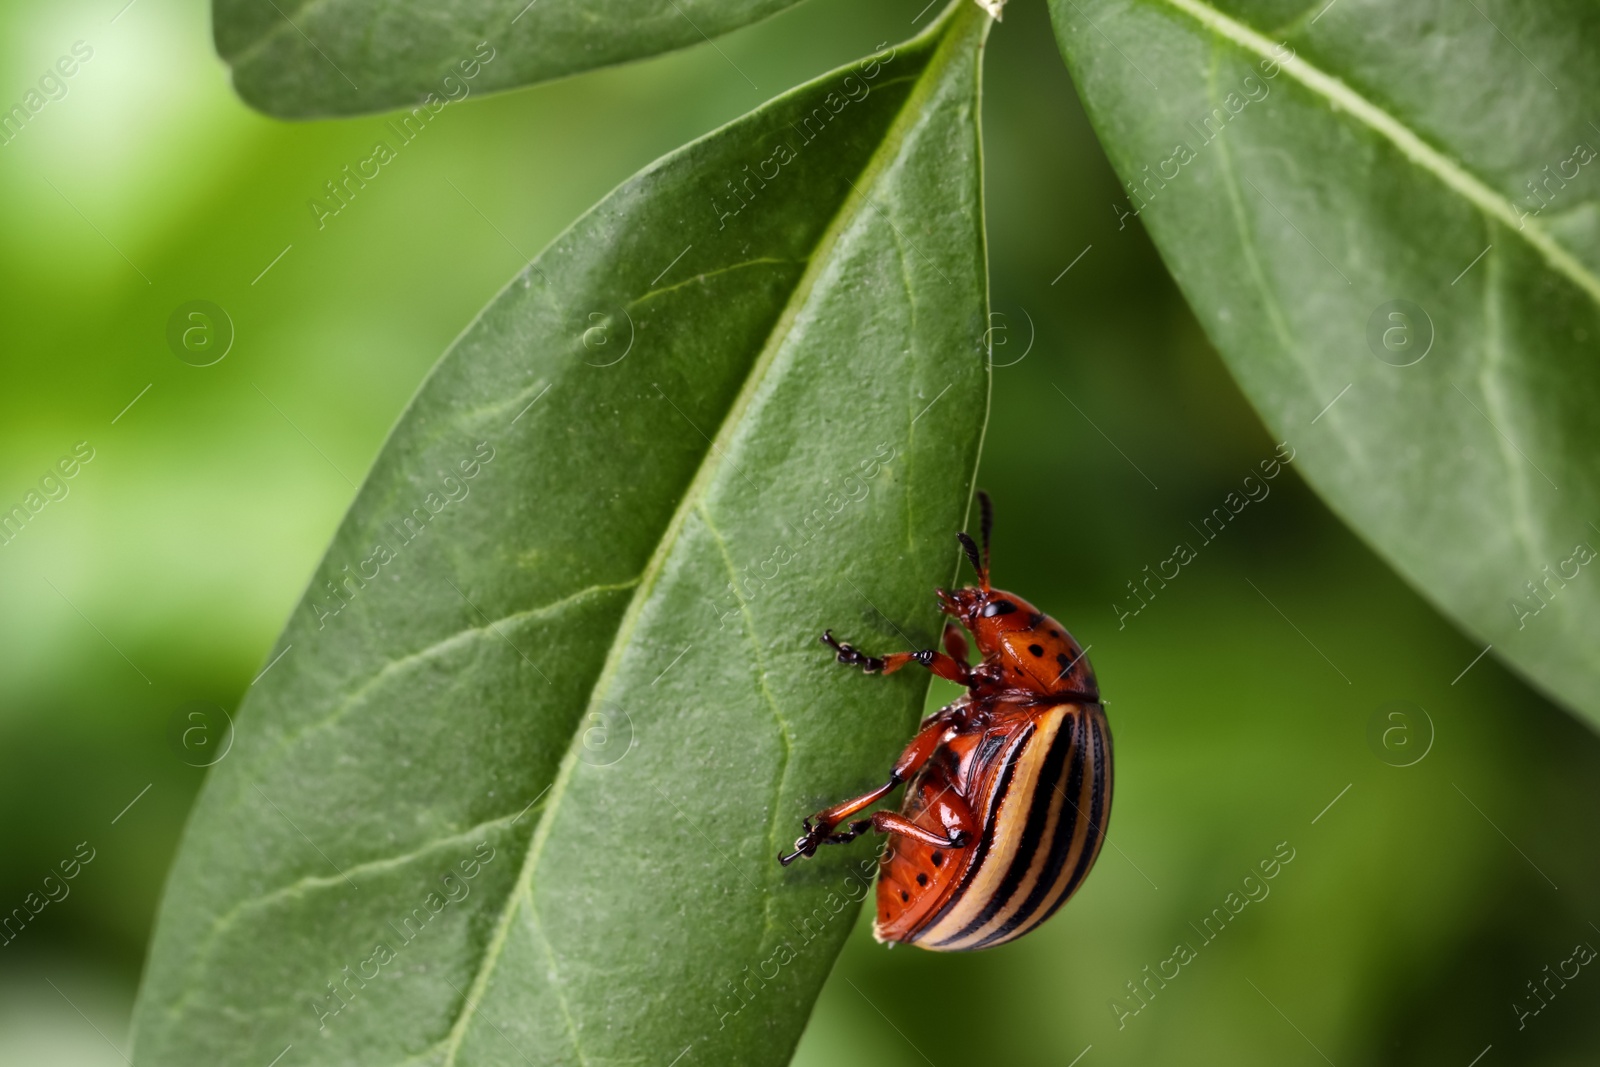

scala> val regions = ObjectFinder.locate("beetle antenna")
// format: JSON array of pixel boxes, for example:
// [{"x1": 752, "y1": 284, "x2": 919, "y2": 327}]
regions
[
  {"x1": 977, "y1": 490, "x2": 993, "y2": 574},
  {"x1": 956, "y1": 532, "x2": 987, "y2": 588}
]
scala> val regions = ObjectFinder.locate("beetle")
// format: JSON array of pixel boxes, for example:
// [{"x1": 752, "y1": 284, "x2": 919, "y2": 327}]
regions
[{"x1": 779, "y1": 492, "x2": 1110, "y2": 951}]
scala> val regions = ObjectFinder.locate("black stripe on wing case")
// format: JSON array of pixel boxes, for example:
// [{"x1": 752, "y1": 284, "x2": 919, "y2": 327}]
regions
[
  {"x1": 1017, "y1": 710, "x2": 1110, "y2": 936},
  {"x1": 914, "y1": 725, "x2": 1033, "y2": 941},
  {"x1": 943, "y1": 710, "x2": 1076, "y2": 943},
  {"x1": 972, "y1": 707, "x2": 1103, "y2": 947}
]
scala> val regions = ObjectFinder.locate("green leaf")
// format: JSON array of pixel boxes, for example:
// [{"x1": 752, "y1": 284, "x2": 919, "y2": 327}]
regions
[
  {"x1": 1050, "y1": 0, "x2": 1600, "y2": 723},
  {"x1": 131, "y1": 4, "x2": 991, "y2": 1064},
  {"x1": 215, "y1": 0, "x2": 807, "y2": 118}
]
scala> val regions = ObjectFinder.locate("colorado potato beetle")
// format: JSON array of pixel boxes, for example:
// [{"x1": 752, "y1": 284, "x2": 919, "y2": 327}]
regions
[{"x1": 780, "y1": 492, "x2": 1110, "y2": 951}]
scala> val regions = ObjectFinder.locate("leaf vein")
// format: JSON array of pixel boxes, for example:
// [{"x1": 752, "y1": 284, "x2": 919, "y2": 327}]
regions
[
  {"x1": 158, "y1": 806, "x2": 533, "y2": 1022},
  {"x1": 1151, "y1": 0, "x2": 1600, "y2": 305},
  {"x1": 1472, "y1": 226, "x2": 1544, "y2": 570},
  {"x1": 433, "y1": 23, "x2": 981, "y2": 1057},
  {"x1": 627, "y1": 257, "x2": 803, "y2": 308},
  {"x1": 697, "y1": 500, "x2": 793, "y2": 947},
  {"x1": 1207, "y1": 44, "x2": 1302, "y2": 376},
  {"x1": 277, "y1": 577, "x2": 641, "y2": 753},
  {"x1": 522, "y1": 892, "x2": 589, "y2": 1067}
]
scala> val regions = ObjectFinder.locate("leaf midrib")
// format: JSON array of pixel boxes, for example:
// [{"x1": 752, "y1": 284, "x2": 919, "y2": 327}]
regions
[
  {"x1": 434, "y1": 8, "x2": 982, "y2": 1063},
  {"x1": 1149, "y1": 0, "x2": 1600, "y2": 305}
]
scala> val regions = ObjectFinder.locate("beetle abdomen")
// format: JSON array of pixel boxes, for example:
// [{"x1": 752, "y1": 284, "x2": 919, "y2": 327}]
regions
[
  {"x1": 873, "y1": 729, "x2": 1025, "y2": 941},
  {"x1": 905, "y1": 703, "x2": 1111, "y2": 951}
]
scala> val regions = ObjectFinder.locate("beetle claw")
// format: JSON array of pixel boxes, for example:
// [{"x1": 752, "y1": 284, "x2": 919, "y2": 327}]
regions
[
  {"x1": 826, "y1": 818, "x2": 872, "y2": 844},
  {"x1": 778, "y1": 836, "x2": 811, "y2": 866},
  {"x1": 779, "y1": 818, "x2": 828, "y2": 866},
  {"x1": 821, "y1": 630, "x2": 885, "y2": 673},
  {"x1": 780, "y1": 811, "x2": 874, "y2": 865}
]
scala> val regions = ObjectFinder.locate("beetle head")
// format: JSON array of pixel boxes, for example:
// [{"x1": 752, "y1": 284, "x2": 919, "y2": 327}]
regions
[
  {"x1": 937, "y1": 584, "x2": 1034, "y2": 630},
  {"x1": 937, "y1": 491, "x2": 1099, "y2": 699}
]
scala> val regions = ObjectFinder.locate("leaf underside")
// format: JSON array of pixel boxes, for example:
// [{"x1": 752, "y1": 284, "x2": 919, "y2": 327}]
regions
[
  {"x1": 131, "y1": 5, "x2": 992, "y2": 1065},
  {"x1": 215, "y1": 0, "x2": 807, "y2": 118},
  {"x1": 1051, "y1": 0, "x2": 1600, "y2": 723}
]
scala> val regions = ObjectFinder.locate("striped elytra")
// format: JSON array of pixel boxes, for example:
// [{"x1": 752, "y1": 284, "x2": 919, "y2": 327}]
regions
[
  {"x1": 875, "y1": 701, "x2": 1110, "y2": 949},
  {"x1": 780, "y1": 492, "x2": 1111, "y2": 951}
]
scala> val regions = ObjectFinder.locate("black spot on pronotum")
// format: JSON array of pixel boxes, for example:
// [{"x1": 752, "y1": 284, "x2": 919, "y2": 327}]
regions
[
  {"x1": 1027, "y1": 612, "x2": 1046, "y2": 628},
  {"x1": 901, "y1": 889, "x2": 910, "y2": 902},
  {"x1": 981, "y1": 599, "x2": 1018, "y2": 617},
  {"x1": 916, "y1": 872, "x2": 929, "y2": 886},
  {"x1": 1049, "y1": 629, "x2": 1061, "y2": 638},
  {"x1": 1028, "y1": 644, "x2": 1044, "y2": 657},
  {"x1": 931, "y1": 851, "x2": 944, "y2": 867}
]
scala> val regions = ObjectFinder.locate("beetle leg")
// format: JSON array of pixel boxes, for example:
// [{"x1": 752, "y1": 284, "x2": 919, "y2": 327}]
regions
[
  {"x1": 870, "y1": 811, "x2": 971, "y2": 850},
  {"x1": 824, "y1": 818, "x2": 874, "y2": 845},
  {"x1": 779, "y1": 715, "x2": 949, "y2": 866},
  {"x1": 941, "y1": 621, "x2": 970, "y2": 665},
  {"x1": 877, "y1": 776, "x2": 978, "y2": 850},
  {"x1": 779, "y1": 781, "x2": 898, "y2": 866},
  {"x1": 820, "y1": 630, "x2": 970, "y2": 684},
  {"x1": 819, "y1": 629, "x2": 886, "y2": 672}
]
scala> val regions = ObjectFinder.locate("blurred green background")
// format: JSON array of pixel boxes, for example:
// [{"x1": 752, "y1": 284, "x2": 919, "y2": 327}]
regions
[{"x1": 2, "y1": 0, "x2": 1597, "y2": 1063}]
